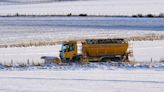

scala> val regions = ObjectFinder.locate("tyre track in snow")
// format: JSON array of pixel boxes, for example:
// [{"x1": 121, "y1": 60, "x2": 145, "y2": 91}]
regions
[{"x1": 0, "y1": 77, "x2": 164, "y2": 84}]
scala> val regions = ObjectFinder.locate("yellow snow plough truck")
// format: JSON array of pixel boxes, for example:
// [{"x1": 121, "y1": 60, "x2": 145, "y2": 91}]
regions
[{"x1": 41, "y1": 38, "x2": 132, "y2": 64}]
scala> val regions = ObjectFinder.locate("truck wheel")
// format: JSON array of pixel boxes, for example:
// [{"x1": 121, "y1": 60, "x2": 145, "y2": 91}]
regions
[
  {"x1": 72, "y1": 55, "x2": 81, "y2": 63},
  {"x1": 100, "y1": 57, "x2": 111, "y2": 62}
]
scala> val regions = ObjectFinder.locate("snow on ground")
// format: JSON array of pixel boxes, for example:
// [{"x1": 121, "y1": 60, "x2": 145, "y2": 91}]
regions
[
  {"x1": 1, "y1": 27, "x2": 163, "y2": 47},
  {"x1": 132, "y1": 40, "x2": 164, "y2": 62},
  {"x1": 0, "y1": 40, "x2": 164, "y2": 65},
  {"x1": 1, "y1": 42, "x2": 163, "y2": 92},
  {"x1": 0, "y1": 0, "x2": 78, "y2": 5},
  {"x1": 0, "y1": 45, "x2": 61, "y2": 65},
  {"x1": 1, "y1": 1, "x2": 164, "y2": 91},
  {"x1": 0, "y1": 17, "x2": 164, "y2": 46},
  {"x1": 0, "y1": 40, "x2": 164, "y2": 91},
  {"x1": 0, "y1": 0, "x2": 164, "y2": 15},
  {"x1": 0, "y1": 70, "x2": 164, "y2": 92}
]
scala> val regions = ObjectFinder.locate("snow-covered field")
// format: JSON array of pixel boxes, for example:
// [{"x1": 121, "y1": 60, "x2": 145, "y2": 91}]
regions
[
  {"x1": 0, "y1": 0, "x2": 78, "y2": 5},
  {"x1": 0, "y1": 69, "x2": 164, "y2": 92},
  {"x1": 0, "y1": 17, "x2": 163, "y2": 64},
  {"x1": 132, "y1": 40, "x2": 164, "y2": 62},
  {"x1": 0, "y1": 17, "x2": 164, "y2": 46},
  {"x1": 0, "y1": 0, "x2": 164, "y2": 15},
  {"x1": 1, "y1": 39, "x2": 162, "y2": 92},
  {"x1": 0, "y1": 0, "x2": 164, "y2": 91}
]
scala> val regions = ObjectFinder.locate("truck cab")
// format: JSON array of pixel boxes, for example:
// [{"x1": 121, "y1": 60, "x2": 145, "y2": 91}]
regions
[{"x1": 60, "y1": 41, "x2": 78, "y2": 62}]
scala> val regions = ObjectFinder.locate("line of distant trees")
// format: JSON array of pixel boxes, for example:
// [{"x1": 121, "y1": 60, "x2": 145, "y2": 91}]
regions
[
  {"x1": 0, "y1": 13, "x2": 88, "y2": 17},
  {"x1": 0, "y1": 13, "x2": 164, "y2": 18},
  {"x1": 132, "y1": 13, "x2": 164, "y2": 18}
]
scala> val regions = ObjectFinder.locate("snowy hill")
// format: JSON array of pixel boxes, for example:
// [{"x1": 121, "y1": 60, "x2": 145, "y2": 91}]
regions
[
  {"x1": 0, "y1": 0, "x2": 80, "y2": 5},
  {"x1": 0, "y1": 0, "x2": 164, "y2": 16}
]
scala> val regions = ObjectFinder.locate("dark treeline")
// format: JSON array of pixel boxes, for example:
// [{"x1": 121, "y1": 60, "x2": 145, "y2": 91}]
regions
[
  {"x1": 132, "y1": 13, "x2": 164, "y2": 18},
  {"x1": 0, "y1": 13, "x2": 164, "y2": 18},
  {"x1": 0, "y1": 13, "x2": 88, "y2": 17}
]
